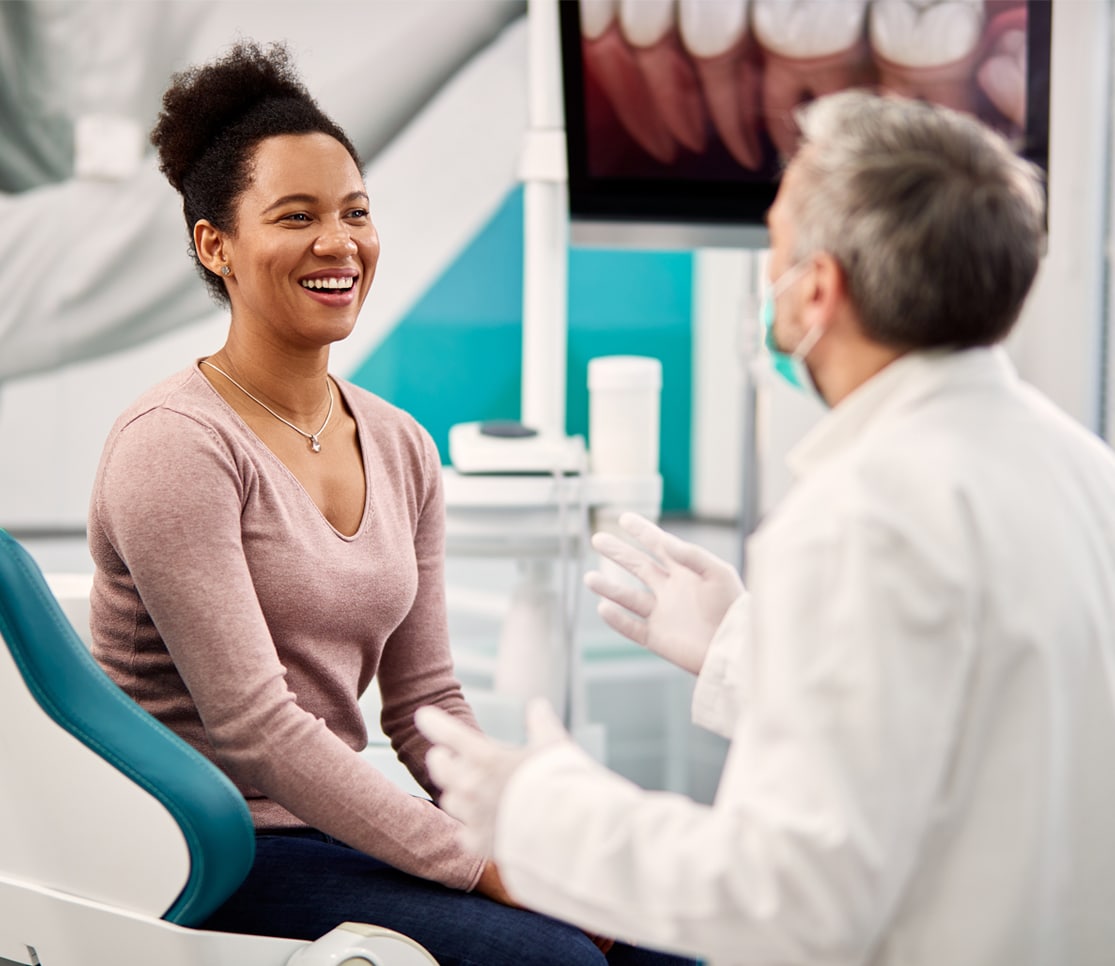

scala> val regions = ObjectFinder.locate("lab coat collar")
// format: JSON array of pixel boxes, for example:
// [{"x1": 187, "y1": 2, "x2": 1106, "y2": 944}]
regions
[{"x1": 786, "y1": 346, "x2": 1018, "y2": 480}]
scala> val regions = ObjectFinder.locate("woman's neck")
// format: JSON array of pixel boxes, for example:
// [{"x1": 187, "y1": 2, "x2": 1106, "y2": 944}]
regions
[{"x1": 205, "y1": 338, "x2": 332, "y2": 422}]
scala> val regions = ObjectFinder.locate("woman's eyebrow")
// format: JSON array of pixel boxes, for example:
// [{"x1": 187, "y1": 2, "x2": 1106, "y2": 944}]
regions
[{"x1": 263, "y1": 190, "x2": 369, "y2": 214}]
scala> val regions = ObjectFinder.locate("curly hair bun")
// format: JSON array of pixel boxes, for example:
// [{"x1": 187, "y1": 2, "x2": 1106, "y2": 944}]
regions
[{"x1": 151, "y1": 40, "x2": 313, "y2": 193}]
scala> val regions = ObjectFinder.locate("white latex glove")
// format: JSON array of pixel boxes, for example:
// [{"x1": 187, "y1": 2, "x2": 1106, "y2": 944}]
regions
[
  {"x1": 584, "y1": 512, "x2": 744, "y2": 674},
  {"x1": 416, "y1": 698, "x2": 570, "y2": 856}
]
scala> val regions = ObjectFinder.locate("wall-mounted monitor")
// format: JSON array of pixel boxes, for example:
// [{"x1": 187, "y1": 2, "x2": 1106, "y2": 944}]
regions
[{"x1": 560, "y1": 0, "x2": 1050, "y2": 250}]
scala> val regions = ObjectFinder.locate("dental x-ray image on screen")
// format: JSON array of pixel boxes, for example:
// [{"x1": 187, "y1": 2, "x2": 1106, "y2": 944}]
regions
[{"x1": 560, "y1": 0, "x2": 1050, "y2": 245}]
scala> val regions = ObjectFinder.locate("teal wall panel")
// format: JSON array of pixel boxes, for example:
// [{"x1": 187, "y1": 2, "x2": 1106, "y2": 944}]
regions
[
  {"x1": 350, "y1": 188, "x2": 693, "y2": 511},
  {"x1": 351, "y1": 190, "x2": 524, "y2": 444},
  {"x1": 567, "y1": 248, "x2": 692, "y2": 511}
]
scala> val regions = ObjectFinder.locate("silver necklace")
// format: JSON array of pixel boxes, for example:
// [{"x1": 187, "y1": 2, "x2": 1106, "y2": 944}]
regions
[{"x1": 202, "y1": 360, "x2": 334, "y2": 453}]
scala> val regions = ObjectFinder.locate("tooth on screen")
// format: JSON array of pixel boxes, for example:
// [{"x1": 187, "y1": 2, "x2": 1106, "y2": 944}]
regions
[
  {"x1": 691, "y1": 47, "x2": 764, "y2": 170},
  {"x1": 870, "y1": 0, "x2": 985, "y2": 67},
  {"x1": 580, "y1": 0, "x2": 618, "y2": 41},
  {"x1": 582, "y1": 22, "x2": 679, "y2": 164},
  {"x1": 678, "y1": 0, "x2": 749, "y2": 60},
  {"x1": 618, "y1": 0, "x2": 675, "y2": 48},
  {"x1": 677, "y1": 0, "x2": 762, "y2": 170},
  {"x1": 752, "y1": 0, "x2": 870, "y2": 58},
  {"x1": 632, "y1": 34, "x2": 709, "y2": 154},
  {"x1": 760, "y1": 36, "x2": 876, "y2": 159},
  {"x1": 973, "y1": 6, "x2": 1028, "y2": 127},
  {"x1": 978, "y1": 45, "x2": 1025, "y2": 126}
]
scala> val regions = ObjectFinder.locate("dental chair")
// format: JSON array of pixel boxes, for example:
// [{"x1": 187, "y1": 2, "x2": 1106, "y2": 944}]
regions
[{"x1": 0, "y1": 529, "x2": 437, "y2": 966}]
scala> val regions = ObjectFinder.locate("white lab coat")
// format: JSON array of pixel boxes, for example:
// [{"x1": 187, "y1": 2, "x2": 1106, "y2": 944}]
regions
[{"x1": 493, "y1": 347, "x2": 1115, "y2": 965}]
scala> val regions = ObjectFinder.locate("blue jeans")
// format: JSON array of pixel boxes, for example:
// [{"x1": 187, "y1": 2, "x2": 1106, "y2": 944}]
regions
[{"x1": 200, "y1": 829, "x2": 699, "y2": 966}]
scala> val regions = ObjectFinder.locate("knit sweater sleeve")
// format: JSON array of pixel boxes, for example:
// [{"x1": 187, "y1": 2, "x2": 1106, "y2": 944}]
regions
[{"x1": 90, "y1": 404, "x2": 484, "y2": 891}]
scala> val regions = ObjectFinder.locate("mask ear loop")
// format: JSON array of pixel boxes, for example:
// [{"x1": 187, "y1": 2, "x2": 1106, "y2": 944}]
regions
[
  {"x1": 766, "y1": 258, "x2": 815, "y2": 354},
  {"x1": 791, "y1": 320, "x2": 825, "y2": 362},
  {"x1": 785, "y1": 254, "x2": 827, "y2": 363}
]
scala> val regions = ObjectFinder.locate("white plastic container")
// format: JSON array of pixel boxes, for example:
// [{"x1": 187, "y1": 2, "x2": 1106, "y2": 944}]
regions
[{"x1": 587, "y1": 355, "x2": 662, "y2": 477}]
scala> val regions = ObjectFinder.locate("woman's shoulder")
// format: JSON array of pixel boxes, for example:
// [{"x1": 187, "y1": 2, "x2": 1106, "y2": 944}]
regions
[
  {"x1": 93, "y1": 364, "x2": 248, "y2": 512},
  {"x1": 102, "y1": 363, "x2": 241, "y2": 464},
  {"x1": 111, "y1": 362, "x2": 221, "y2": 429}
]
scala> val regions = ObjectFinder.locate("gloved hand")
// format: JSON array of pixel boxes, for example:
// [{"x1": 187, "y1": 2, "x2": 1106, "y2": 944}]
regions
[
  {"x1": 584, "y1": 512, "x2": 744, "y2": 674},
  {"x1": 416, "y1": 698, "x2": 570, "y2": 857}
]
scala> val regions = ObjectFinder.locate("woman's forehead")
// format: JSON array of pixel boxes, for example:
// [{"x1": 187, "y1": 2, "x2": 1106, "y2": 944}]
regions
[{"x1": 245, "y1": 133, "x2": 365, "y2": 199}]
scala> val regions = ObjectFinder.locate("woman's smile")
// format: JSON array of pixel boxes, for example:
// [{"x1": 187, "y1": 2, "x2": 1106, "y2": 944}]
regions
[{"x1": 299, "y1": 269, "x2": 360, "y2": 306}]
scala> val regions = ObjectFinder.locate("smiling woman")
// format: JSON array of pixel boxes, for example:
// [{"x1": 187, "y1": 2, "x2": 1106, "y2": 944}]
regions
[{"x1": 84, "y1": 38, "x2": 696, "y2": 966}]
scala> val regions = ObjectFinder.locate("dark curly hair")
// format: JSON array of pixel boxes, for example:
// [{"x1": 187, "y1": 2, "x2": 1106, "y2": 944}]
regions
[{"x1": 151, "y1": 40, "x2": 362, "y2": 304}]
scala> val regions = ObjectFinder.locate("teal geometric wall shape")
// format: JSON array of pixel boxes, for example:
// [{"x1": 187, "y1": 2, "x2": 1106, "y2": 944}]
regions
[{"x1": 350, "y1": 187, "x2": 693, "y2": 511}]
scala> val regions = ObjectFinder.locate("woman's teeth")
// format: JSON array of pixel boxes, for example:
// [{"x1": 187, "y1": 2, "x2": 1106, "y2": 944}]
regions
[{"x1": 301, "y1": 277, "x2": 355, "y2": 291}]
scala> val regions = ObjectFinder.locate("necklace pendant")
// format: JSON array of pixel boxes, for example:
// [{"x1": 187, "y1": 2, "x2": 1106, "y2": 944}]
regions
[{"x1": 310, "y1": 435, "x2": 322, "y2": 454}]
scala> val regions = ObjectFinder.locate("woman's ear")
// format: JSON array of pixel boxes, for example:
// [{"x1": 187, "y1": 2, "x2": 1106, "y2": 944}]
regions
[{"x1": 193, "y1": 220, "x2": 229, "y2": 278}]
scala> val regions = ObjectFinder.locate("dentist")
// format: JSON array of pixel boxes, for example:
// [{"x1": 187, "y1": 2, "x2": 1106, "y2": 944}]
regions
[{"x1": 418, "y1": 90, "x2": 1115, "y2": 966}]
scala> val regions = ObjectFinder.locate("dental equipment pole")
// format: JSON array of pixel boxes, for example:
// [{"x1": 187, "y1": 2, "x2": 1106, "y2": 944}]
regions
[
  {"x1": 491, "y1": 0, "x2": 589, "y2": 732},
  {"x1": 520, "y1": 0, "x2": 569, "y2": 438},
  {"x1": 738, "y1": 251, "x2": 763, "y2": 575},
  {"x1": 1104, "y1": 4, "x2": 1115, "y2": 444}
]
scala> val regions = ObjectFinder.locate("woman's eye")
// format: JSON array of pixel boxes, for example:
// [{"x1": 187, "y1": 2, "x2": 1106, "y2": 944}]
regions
[
  {"x1": 283, "y1": 212, "x2": 312, "y2": 223},
  {"x1": 347, "y1": 209, "x2": 370, "y2": 220}
]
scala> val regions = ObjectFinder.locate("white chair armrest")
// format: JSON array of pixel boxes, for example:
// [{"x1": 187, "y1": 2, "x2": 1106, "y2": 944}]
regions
[{"x1": 285, "y1": 922, "x2": 437, "y2": 966}]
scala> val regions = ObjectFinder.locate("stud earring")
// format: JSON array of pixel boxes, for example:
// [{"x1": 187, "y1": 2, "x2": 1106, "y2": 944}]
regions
[{"x1": 220, "y1": 265, "x2": 231, "y2": 277}]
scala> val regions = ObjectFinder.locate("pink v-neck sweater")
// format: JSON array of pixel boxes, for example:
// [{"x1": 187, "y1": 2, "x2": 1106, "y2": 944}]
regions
[{"x1": 88, "y1": 363, "x2": 483, "y2": 891}]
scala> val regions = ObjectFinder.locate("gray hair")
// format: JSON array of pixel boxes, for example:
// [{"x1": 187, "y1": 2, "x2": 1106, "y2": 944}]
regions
[{"x1": 788, "y1": 91, "x2": 1046, "y2": 349}]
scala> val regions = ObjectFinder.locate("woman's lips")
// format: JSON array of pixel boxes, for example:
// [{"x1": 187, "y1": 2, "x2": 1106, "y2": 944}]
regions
[{"x1": 299, "y1": 275, "x2": 358, "y2": 306}]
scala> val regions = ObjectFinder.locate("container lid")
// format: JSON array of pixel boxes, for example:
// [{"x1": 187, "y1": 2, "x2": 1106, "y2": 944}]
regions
[{"x1": 587, "y1": 355, "x2": 662, "y2": 391}]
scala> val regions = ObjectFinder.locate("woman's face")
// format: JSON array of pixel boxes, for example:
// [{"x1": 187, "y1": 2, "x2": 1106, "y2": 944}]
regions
[{"x1": 220, "y1": 132, "x2": 380, "y2": 350}]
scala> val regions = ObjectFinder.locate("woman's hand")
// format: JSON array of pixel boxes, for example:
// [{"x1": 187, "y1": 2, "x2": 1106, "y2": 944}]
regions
[
  {"x1": 474, "y1": 862, "x2": 615, "y2": 953},
  {"x1": 474, "y1": 860, "x2": 519, "y2": 907}
]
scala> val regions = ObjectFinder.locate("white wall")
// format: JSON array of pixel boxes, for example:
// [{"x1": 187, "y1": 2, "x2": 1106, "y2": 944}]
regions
[{"x1": 0, "y1": 2, "x2": 528, "y2": 531}]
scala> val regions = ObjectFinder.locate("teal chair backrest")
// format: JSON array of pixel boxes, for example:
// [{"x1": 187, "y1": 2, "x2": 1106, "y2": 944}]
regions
[{"x1": 0, "y1": 528, "x2": 254, "y2": 926}]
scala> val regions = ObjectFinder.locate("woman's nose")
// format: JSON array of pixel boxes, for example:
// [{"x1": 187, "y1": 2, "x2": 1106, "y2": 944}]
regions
[{"x1": 313, "y1": 227, "x2": 358, "y2": 257}]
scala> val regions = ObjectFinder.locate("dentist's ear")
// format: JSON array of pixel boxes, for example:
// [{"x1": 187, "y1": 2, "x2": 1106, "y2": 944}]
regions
[
  {"x1": 193, "y1": 219, "x2": 230, "y2": 278},
  {"x1": 801, "y1": 252, "x2": 848, "y2": 331}
]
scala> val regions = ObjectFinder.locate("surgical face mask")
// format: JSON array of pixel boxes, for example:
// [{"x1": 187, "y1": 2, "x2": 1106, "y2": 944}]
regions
[{"x1": 760, "y1": 261, "x2": 826, "y2": 404}]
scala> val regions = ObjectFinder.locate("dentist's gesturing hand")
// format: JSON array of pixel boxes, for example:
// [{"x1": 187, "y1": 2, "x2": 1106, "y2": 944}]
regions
[
  {"x1": 416, "y1": 698, "x2": 570, "y2": 857},
  {"x1": 584, "y1": 512, "x2": 744, "y2": 675},
  {"x1": 419, "y1": 702, "x2": 617, "y2": 954}
]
